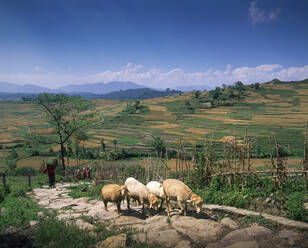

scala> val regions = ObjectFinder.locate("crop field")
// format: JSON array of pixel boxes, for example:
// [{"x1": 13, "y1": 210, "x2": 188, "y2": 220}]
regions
[{"x1": 1, "y1": 82, "x2": 308, "y2": 169}]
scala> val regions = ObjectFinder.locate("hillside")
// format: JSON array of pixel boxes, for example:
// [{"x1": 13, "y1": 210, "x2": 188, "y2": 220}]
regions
[{"x1": 1, "y1": 80, "x2": 308, "y2": 161}]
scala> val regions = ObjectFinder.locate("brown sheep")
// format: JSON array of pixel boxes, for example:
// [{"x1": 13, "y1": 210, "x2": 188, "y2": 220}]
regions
[
  {"x1": 162, "y1": 179, "x2": 203, "y2": 217},
  {"x1": 101, "y1": 184, "x2": 128, "y2": 214}
]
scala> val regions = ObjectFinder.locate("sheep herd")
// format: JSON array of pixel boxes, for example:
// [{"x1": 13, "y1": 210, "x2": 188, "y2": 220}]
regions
[{"x1": 101, "y1": 177, "x2": 203, "y2": 217}]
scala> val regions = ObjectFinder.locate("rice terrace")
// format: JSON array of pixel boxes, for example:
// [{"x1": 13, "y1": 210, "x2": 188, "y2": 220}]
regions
[{"x1": 1, "y1": 1, "x2": 308, "y2": 248}]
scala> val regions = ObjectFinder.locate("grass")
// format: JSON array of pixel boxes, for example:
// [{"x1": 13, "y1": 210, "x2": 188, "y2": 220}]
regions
[
  {"x1": 68, "y1": 183, "x2": 104, "y2": 200},
  {"x1": 0, "y1": 175, "x2": 49, "y2": 231}
]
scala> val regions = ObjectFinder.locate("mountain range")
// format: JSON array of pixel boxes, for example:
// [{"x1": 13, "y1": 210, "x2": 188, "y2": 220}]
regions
[
  {"x1": 0, "y1": 81, "x2": 214, "y2": 95},
  {"x1": 0, "y1": 81, "x2": 145, "y2": 94}
]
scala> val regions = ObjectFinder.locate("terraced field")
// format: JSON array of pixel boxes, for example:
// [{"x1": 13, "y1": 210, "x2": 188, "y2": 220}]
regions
[{"x1": 1, "y1": 82, "x2": 308, "y2": 165}]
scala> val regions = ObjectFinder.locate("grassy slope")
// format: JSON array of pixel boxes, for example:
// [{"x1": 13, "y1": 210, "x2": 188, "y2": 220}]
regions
[{"x1": 1, "y1": 81, "x2": 308, "y2": 164}]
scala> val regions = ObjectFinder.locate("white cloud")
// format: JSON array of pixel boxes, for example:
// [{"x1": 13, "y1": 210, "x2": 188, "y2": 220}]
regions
[
  {"x1": 1, "y1": 63, "x2": 308, "y2": 89},
  {"x1": 34, "y1": 65, "x2": 44, "y2": 72},
  {"x1": 249, "y1": 1, "x2": 281, "y2": 24}
]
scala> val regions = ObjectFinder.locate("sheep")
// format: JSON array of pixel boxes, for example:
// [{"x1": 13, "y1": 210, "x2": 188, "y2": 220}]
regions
[
  {"x1": 125, "y1": 177, "x2": 159, "y2": 215},
  {"x1": 101, "y1": 184, "x2": 129, "y2": 214},
  {"x1": 162, "y1": 179, "x2": 203, "y2": 217},
  {"x1": 146, "y1": 180, "x2": 173, "y2": 210}
]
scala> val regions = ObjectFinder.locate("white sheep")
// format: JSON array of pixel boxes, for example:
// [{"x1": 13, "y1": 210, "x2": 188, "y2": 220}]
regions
[
  {"x1": 146, "y1": 180, "x2": 172, "y2": 210},
  {"x1": 125, "y1": 177, "x2": 159, "y2": 215},
  {"x1": 162, "y1": 179, "x2": 203, "y2": 217},
  {"x1": 101, "y1": 184, "x2": 128, "y2": 214}
]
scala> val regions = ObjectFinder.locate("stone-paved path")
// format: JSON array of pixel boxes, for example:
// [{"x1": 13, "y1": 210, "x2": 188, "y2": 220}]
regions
[
  {"x1": 29, "y1": 182, "x2": 308, "y2": 248},
  {"x1": 203, "y1": 204, "x2": 308, "y2": 230}
]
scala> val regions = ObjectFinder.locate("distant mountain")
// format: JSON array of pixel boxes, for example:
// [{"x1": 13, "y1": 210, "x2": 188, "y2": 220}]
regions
[
  {"x1": 0, "y1": 82, "x2": 53, "y2": 94},
  {"x1": 264, "y1": 78, "x2": 308, "y2": 85},
  {"x1": 0, "y1": 88, "x2": 181, "y2": 100},
  {"x1": 91, "y1": 88, "x2": 181, "y2": 100},
  {"x1": 57, "y1": 81, "x2": 145, "y2": 94},
  {"x1": 0, "y1": 81, "x2": 146, "y2": 94},
  {"x1": 173, "y1": 85, "x2": 212, "y2": 92}
]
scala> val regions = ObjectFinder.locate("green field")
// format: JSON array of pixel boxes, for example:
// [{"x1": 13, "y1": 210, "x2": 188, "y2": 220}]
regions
[{"x1": 1, "y1": 81, "x2": 308, "y2": 169}]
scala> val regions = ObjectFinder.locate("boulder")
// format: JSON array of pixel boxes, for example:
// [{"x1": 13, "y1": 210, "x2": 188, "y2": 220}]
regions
[
  {"x1": 175, "y1": 240, "x2": 191, "y2": 248},
  {"x1": 75, "y1": 219, "x2": 94, "y2": 230},
  {"x1": 130, "y1": 233, "x2": 147, "y2": 244},
  {"x1": 96, "y1": 234, "x2": 127, "y2": 248},
  {"x1": 225, "y1": 241, "x2": 259, "y2": 248},
  {"x1": 208, "y1": 224, "x2": 289, "y2": 248},
  {"x1": 220, "y1": 217, "x2": 239, "y2": 230},
  {"x1": 279, "y1": 229, "x2": 300, "y2": 246},
  {"x1": 147, "y1": 229, "x2": 182, "y2": 247},
  {"x1": 171, "y1": 216, "x2": 223, "y2": 245}
]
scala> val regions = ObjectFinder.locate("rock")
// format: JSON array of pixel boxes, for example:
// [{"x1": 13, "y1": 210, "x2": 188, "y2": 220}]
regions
[
  {"x1": 96, "y1": 234, "x2": 127, "y2": 248},
  {"x1": 225, "y1": 241, "x2": 259, "y2": 248},
  {"x1": 220, "y1": 218, "x2": 239, "y2": 230},
  {"x1": 75, "y1": 219, "x2": 94, "y2": 230},
  {"x1": 208, "y1": 224, "x2": 289, "y2": 248},
  {"x1": 38, "y1": 200, "x2": 50, "y2": 206},
  {"x1": 265, "y1": 198, "x2": 271, "y2": 204},
  {"x1": 0, "y1": 207, "x2": 5, "y2": 213},
  {"x1": 175, "y1": 240, "x2": 191, "y2": 248},
  {"x1": 130, "y1": 233, "x2": 147, "y2": 244},
  {"x1": 37, "y1": 212, "x2": 45, "y2": 217},
  {"x1": 89, "y1": 200, "x2": 99, "y2": 204},
  {"x1": 279, "y1": 229, "x2": 300, "y2": 246},
  {"x1": 74, "y1": 197, "x2": 89, "y2": 203},
  {"x1": 171, "y1": 216, "x2": 223, "y2": 245},
  {"x1": 147, "y1": 229, "x2": 182, "y2": 248},
  {"x1": 57, "y1": 213, "x2": 82, "y2": 220},
  {"x1": 71, "y1": 203, "x2": 92, "y2": 211},
  {"x1": 304, "y1": 202, "x2": 308, "y2": 210},
  {"x1": 29, "y1": 220, "x2": 38, "y2": 227}
]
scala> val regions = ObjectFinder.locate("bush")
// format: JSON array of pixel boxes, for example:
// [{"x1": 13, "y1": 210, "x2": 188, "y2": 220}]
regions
[
  {"x1": 33, "y1": 216, "x2": 97, "y2": 248},
  {"x1": 0, "y1": 185, "x2": 10, "y2": 203},
  {"x1": 286, "y1": 192, "x2": 306, "y2": 221},
  {"x1": 13, "y1": 167, "x2": 37, "y2": 176}
]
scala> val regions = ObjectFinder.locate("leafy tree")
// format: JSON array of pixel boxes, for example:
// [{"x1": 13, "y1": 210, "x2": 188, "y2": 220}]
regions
[
  {"x1": 112, "y1": 139, "x2": 118, "y2": 151},
  {"x1": 27, "y1": 93, "x2": 100, "y2": 170},
  {"x1": 254, "y1": 83, "x2": 260, "y2": 89},
  {"x1": 7, "y1": 149, "x2": 18, "y2": 160},
  {"x1": 194, "y1": 90, "x2": 201, "y2": 99},
  {"x1": 100, "y1": 138, "x2": 106, "y2": 151},
  {"x1": 6, "y1": 149, "x2": 19, "y2": 171},
  {"x1": 151, "y1": 136, "x2": 165, "y2": 157},
  {"x1": 233, "y1": 81, "x2": 244, "y2": 91}
]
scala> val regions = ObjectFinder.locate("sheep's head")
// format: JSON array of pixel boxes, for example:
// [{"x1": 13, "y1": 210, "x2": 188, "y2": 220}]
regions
[
  {"x1": 148, "y1": 193, "x2": 159, "y2": 211},
  {"x1": 187, "y1": 194, "x2": 203, "y2": 213},
  {"x1": 120, "y1": 185, "x2": 128, "y2": 198}
]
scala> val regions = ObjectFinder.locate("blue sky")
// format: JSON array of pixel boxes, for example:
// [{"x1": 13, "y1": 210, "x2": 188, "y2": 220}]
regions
[{"x1": 0, "y1": 0, "x2": 308, "y2": 88}]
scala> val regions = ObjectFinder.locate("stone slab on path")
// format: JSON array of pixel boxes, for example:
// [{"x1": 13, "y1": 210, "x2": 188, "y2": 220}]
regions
[{"x1": 203, "y1": 204, "x2": 308, "y2": 230}]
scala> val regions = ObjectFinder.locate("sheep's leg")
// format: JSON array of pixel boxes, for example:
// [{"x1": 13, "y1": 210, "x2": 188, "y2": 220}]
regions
[
  {"x1": 166, "y1": 197, "x2": 171, "y2": 217},
  {"x1": 141, "y1": 199, "x2": 145, "y2": 215},
  {"x1": 159, "y1": 199, "x2": 164, "y2": 210},
  {"x1": 184, "y1": 202, "x2": 188, "y2": 216},
  {"x1": 116, "y1": 202, "x2": 121, "y2": 214},
  {"x1": 103, "y1": 200, "x2": 108, "y2": 211},
  {"x1": 177, "y1": 200, "x2": 184, "y2": 215},
  {"x1": 127, "y1": 194, "x2": 131, "y2": 211}
]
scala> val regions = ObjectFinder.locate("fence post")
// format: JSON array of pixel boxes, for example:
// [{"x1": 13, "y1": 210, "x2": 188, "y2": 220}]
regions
[
  {"x1": 2, "y1": 172, "x2": 6, "y2": 188},
  {"x1": 28, "y1": 169, "x2": 32, "y2": 188}
]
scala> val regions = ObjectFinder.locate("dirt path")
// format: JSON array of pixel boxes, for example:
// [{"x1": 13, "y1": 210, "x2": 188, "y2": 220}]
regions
[{"x1": 30, "y1": 182, "x2": 308, "y2": 248}]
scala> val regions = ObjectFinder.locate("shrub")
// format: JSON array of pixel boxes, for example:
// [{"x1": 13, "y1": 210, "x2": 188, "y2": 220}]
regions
[
  {"x1": 286, "y1": 192, "x2": 306, "y2": 221},
  {"x1": 13, "y1": 167, "x2": 37, "y2": 176},
  {"x1": 33, "y1": 216, "x2": 97, "y2": 248}
]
